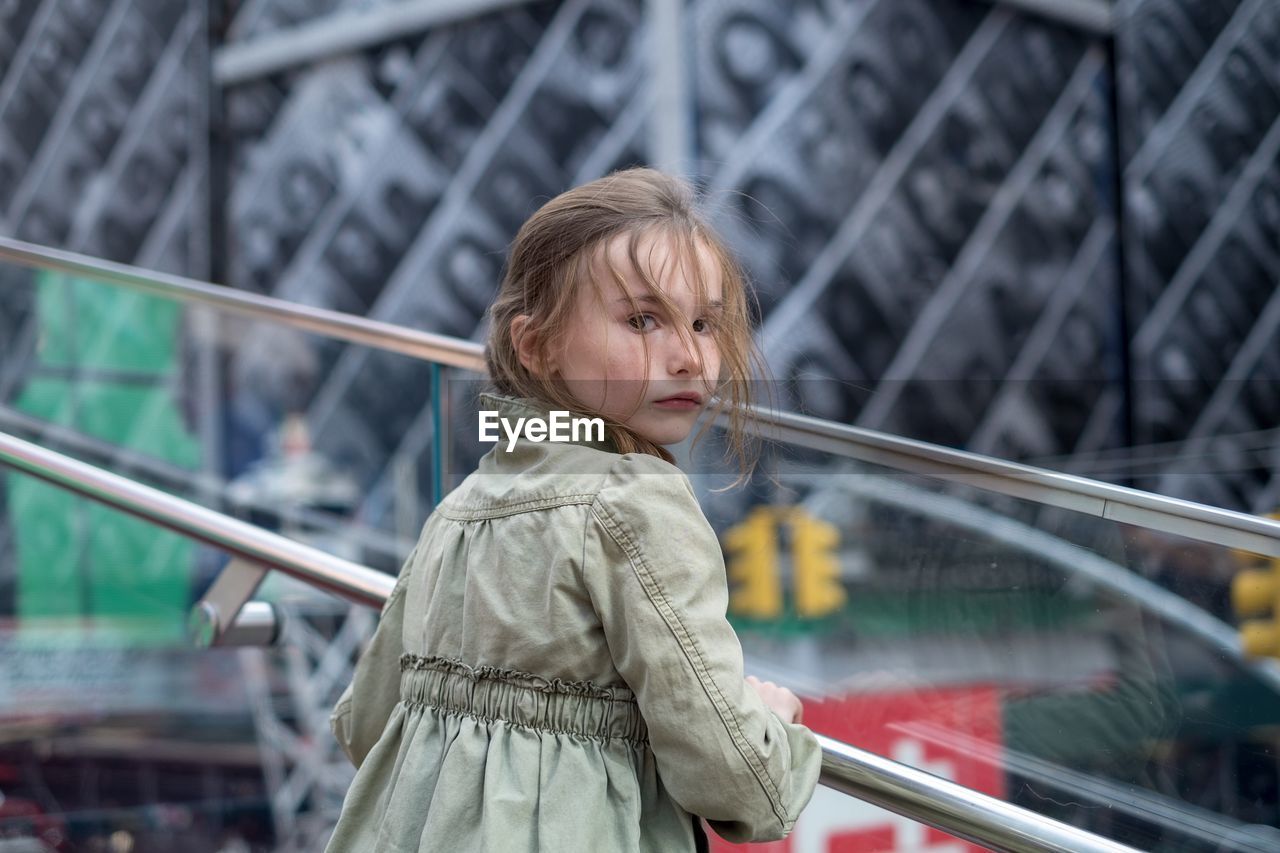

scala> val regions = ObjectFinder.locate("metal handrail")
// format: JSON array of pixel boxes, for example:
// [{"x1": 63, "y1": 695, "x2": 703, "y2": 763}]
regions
[
  {"x1": 0, "y1": 237, "x2": 486, "y2": 373},
  {"x1": 739, "y1": 405, "x2": 1280, "y2": 558},
  {"x1": 0, "y1": 431, "x2": 393, "y2": 609},
  {"x1": 4, "y1": 235, "x2": 1277, "y2": 558},
  {"x1": 0, "y1": 405, "x2": 415, "y2": 563},
  {"x1": 0, "y1": 431, "x2": 1137, "y2": 852}
]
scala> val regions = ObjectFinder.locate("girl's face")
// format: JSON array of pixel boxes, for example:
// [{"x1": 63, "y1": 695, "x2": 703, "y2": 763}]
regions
[{"x1": 540, "y1": 230, "x2": 724, "y2": 447}]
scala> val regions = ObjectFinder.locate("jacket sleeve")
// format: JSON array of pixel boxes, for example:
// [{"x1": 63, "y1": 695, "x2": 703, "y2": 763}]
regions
[
  {"x1": 329, "y1": 552, "x2": 414, "y2": 768},
  {"x1": 583, "y1": 454, "x2": 822, "y2": 843}
]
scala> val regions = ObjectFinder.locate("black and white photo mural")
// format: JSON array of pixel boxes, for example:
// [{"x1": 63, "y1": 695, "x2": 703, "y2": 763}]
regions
[
  {"x1": 0, "y1": 1, "x2": 209, "y2": 273},
  {"x1": 1, "y1": 0, "x2": 1276, "y2": 519}
]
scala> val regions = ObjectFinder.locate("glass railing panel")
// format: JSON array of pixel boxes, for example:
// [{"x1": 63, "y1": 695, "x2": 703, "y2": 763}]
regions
[
  {"x1": 1, "y1": 259, "x2": 205, "y2": 645},
  {"x1": 678, "y1": 425, "x2": 1280, "y2": 852},
  {"x1": 0, "y1": 261, "x2": 202, "y2": 473},
  {"x1": 0, "y1": 257, "x2": 477, "y2": 848},
  {"x1": 0, "y1": 465, "x2": 275, "y2": 851},
  {"x1": 0, "y1": 258, "x2": 452, "y2": 853},
  {"x1": 5, "y1": 249, "x2": 1278, "y2": 848},
  {"x1": 0, "y1": 257, "x2": 461, "y2": 589}
]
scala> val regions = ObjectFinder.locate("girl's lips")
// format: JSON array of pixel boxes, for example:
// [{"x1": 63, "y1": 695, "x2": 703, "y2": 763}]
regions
[{"x1": 653, "y1": 396, "x2": 701, "y2": 411}]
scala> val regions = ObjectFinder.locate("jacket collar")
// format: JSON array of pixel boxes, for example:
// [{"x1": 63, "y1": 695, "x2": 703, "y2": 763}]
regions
[{"x1": 476, "y1": 392, "x2": 619, "y2": 454}]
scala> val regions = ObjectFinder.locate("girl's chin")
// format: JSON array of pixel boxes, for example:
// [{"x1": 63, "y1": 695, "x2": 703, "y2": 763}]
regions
[{"x1": 634, "y1": 427, "x2": 695, "y2": 447}]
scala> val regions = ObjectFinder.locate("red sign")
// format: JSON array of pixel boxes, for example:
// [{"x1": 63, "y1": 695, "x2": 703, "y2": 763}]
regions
[{"x1": 708, "y1": 687, "x2": 1004, "y2": 853}]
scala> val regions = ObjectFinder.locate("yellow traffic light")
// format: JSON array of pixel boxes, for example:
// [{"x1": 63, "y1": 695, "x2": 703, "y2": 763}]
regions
[
  {"x1": 1232, "y1": 517, "x2": 1280, "y2": 657},
  {"x1": 723, "y1": 507, "x2": 783, "y2": 619},
  {"x1": 790, "y1": 510, "x2": 846, "y2": 618}
]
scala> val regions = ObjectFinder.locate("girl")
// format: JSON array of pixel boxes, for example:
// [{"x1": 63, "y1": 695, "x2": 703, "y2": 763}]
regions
[{"x1": 326, "y1": 168, "x2": 822, "y2": 852}]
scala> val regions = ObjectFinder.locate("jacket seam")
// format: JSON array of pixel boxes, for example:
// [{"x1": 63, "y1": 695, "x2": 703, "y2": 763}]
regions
[
  {"x1": 388, "y1": 567, "x2": 411, "y2": 600},
  {"x1": 578, "y1": 504, "x2": 591, "y2": 604},
  {"x1": 589, "y1": 495, "x2": 789, "y2": 828},
  {"x1": 437, "y1": 493, "x2": 598, "y2": 521},
  {"x1": 382, "y1": 545, "x2": 415, "y2": 611}
]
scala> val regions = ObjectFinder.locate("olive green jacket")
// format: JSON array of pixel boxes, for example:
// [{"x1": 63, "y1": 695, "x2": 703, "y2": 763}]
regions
[{"x1": 326, "y1": 393, "x2": 822, "y2": 852}]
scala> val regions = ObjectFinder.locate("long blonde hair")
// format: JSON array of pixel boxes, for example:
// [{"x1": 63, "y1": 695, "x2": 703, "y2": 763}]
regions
[{"x1": 485, "y1": 167, "x2": 764, "y2": 476}]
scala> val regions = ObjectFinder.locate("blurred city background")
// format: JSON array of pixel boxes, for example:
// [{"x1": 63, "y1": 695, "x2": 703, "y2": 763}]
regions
[{"x1": 0, "y1": 0, "x2": 1278, "y2": 850}]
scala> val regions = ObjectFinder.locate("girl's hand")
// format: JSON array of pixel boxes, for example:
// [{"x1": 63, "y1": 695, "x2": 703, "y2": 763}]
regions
[{"x1": 745, "y1": 675, "x2": 804, "y2": 725}]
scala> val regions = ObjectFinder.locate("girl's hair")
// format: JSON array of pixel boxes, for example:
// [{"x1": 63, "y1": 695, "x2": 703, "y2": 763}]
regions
[{"x1": 485, "y1": 167, "x2": 765, "y2": 477}]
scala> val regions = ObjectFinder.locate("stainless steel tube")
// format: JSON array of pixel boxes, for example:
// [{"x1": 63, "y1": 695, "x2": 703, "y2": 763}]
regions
[
  {"x1": 0, "y1": 236, "x2": 486, "y2": 373},
  {"x1": 727, "y1": 403, "x2": 1280, "y2": 559},
  {"x1": 816, "y1": 735, "x2": 1141, "y2": 853},
  {"x1": 0, "y1": 431, "x2": 394, "y2": 608}
]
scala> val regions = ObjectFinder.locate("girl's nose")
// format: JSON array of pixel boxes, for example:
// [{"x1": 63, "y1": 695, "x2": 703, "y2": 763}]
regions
[{"x1": 666, "y1": 333, "x2": 701, "y2": 376}]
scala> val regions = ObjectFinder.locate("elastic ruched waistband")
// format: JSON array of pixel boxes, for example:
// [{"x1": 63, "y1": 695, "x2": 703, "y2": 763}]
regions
[{"x1": 400, "y1": 654, "x2": 649, "y2": 745}]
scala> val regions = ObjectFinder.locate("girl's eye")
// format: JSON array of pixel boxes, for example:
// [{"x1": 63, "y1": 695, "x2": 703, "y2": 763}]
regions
[
  {"x1": 627, "y1": 314, "x2": 658, "y2": 331},
  {"x1": 692, "y1": 317, "x2": 713, "y2": 333}
]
